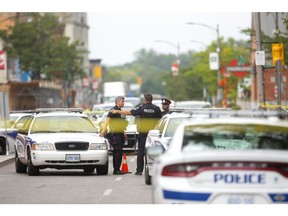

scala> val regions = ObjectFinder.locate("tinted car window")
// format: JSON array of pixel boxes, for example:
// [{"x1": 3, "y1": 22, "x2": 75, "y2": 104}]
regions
[{"x1": 182, "y1": 123, "x2": 288, "y2": 151}]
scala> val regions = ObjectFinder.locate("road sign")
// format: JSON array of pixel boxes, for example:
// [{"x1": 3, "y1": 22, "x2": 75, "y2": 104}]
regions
[
  {"x1": 171, "y1": 62, "x2": 179, "y2": 76},
  {"x1": 226, "y1": 66, "x2": 253, "y2": 72},
  {"x1": 255, "y1": 51, "x2": 265, "y2": 66},
  {"x1": 209, "y1": 52, "x2": 219, "y2": 70}
]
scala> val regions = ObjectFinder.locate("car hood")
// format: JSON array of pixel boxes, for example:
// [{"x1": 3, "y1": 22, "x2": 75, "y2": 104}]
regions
[{"x1": 29, "y1": 133, "x2": 105, "y2": 143}]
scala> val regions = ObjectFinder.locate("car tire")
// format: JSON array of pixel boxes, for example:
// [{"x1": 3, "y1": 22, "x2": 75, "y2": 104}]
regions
[
  {"x1": 0, "y1": 138, "x2": 6, "y2": 155},
  {"x1": 145, "y1": 163, "x2": 152, "y2": 185},
  {"x1": 27, "y1": 149, "x2": 39, "y2": 176},
  {"x1": 83, "y1": 167, "x2": 95, "y2": 173},
  {"x1": 96, "y1": 160, "x2": 108, "y2": 175},
  {"x1": 15, "y1": 152, "x2": 27, "y2": 173}
]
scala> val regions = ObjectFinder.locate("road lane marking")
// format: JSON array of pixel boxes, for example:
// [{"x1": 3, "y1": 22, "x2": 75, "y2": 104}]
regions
[
  {"x1": 103, "y1": 189, "x2": 112, "y2": 196},
  {"x1": 115, "y1": 177, "x2": 122, "y2": 181}
]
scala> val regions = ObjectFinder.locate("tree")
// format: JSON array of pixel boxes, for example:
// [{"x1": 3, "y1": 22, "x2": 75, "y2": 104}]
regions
[{"x1": 0, "y1": 13, "x2": 85, "y2": 82}]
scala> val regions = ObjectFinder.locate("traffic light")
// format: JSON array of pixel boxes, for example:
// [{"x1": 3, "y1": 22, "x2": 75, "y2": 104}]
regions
[
  {"x1": 272, "y1": 43, "x2": 284, "y2": 66},
  {"x1": 93, "y1": 65, "x2": 102, "y2": 79}
]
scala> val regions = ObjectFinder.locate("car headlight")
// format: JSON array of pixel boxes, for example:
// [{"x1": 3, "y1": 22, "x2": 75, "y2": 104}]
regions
[
  {"x1": 32, "y1": 143, "x2": 54, "y2": 151},
  {"x1": 90, "y1": 143, "x2": 107, "y2": 150}
]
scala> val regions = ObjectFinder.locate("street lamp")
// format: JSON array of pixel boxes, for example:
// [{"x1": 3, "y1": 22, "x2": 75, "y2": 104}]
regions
[
  {"x1": 155, "y1": 40, "x2": 180, "y2": 64},
  {"x1": 187, "y1": 22, "x2": 222, "y2": 106},
  {"x1": 190, "y1": 40, "x2": 207, "y2": 51}
]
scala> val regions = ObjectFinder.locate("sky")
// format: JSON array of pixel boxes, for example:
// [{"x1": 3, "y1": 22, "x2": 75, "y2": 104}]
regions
[
  {"x1": 88, "y1": 12, "x2": 252, "y2": 66},
  {"x1": 1, "y1": 0, "x2": 286, "y2": 67}
]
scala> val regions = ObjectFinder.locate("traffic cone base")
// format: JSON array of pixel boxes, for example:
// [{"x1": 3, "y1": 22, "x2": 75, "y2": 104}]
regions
[{"x1": 121, "y1": 154, "x2": 131, "y2": 173}]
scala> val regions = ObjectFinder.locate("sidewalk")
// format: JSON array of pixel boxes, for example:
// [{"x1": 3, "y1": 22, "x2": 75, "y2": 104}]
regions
[{"x1": 0, "y1": 154, "x2": 14, "y2": 168}]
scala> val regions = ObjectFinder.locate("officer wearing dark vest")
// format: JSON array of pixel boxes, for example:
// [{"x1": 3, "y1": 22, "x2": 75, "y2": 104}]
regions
[
  {"x1": 100, "y1": 96, "x2": 128, "y2": 175},
  {"x1": 111, "y1": 93, "x2": 162, "y2": 175}
]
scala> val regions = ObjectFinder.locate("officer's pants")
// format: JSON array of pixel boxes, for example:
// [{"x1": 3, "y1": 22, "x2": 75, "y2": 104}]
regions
[
  {"x1": 136, "y1": 132, "x2": 148, "y2": 173},
  {"x1": 109, "y1": 133, "x2": 125, "y2": 171}
]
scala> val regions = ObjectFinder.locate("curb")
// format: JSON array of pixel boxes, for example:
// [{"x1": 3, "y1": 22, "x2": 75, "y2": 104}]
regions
[{"x1": 0, "y1": 156, "x2": 14, "y2": 168}]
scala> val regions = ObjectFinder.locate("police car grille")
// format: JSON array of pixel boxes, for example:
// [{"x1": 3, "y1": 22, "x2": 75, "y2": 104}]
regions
[{"x1": 54, "y1": 142, "x2": 89, "y2": 151}]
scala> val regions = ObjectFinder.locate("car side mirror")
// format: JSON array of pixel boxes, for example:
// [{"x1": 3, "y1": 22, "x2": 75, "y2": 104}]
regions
[
  {"x1": 147, "y1": 145, "x2": 164, "y2": 157},
  {"x1": 148, "y1": 129, "x2": 160, "y2": 137}
]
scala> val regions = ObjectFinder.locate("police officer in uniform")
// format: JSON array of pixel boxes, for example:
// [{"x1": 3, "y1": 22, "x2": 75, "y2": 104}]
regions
[
  {"x1": 100, "y1": 96, "x2": 128, "y2": 175},
  {"x1": 111, "y1": 93, "x2": 162, "y2": 175},
  {"x1": 161, "y1": 97, "x2": 172, "y2": 116}
]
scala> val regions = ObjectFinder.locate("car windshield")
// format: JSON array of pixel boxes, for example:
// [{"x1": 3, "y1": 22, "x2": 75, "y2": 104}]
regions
[
  {"x1": 164, "y1": 117, "x2": 189, "y2": 137},
  {"x1": 182, "y1": 123, "x2": 288, "y2": 151},
  {"x1": 30, "y1": 116, "x2": 97, "y2": 134}
]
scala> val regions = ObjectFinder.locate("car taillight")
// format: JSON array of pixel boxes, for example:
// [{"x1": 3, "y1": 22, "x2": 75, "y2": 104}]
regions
[
  {"x1": 162, "y1": 163, "x2": 200, "y2": 177},
  {"x1": 161, "y1": 161, "x2": 288, "y2": 178}
]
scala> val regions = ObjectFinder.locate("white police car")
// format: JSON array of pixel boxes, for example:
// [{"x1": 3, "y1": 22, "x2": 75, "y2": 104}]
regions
[
  {"x1": 145, "y1": 109, "x2": 229, "y2": 185},
  {"x1": 14, "y1": 108, "x2": 108, "y2": 176},
  {"x1": 145, "y1": 112, "x2": 192, "y2": 185},
  {"x1": 148, "y1": 112, "x2": 288, "y2": 204}
]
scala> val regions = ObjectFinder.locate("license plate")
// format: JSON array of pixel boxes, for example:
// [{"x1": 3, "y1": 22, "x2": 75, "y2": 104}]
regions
[
  {"x1": 227, "y1": 195, "x2": 255, "y2": 204},
  {"x1": 65, "y1": 154, "x2": 80, "y2": 162}
]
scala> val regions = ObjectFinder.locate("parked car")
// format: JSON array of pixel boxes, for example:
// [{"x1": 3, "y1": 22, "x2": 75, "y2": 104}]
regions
[
  {"x1": 90, "y1": 102, "x2": 134, "y2": 126},
  {"x1": 144, "y1": 112, "x2": 192, "y2": 185},
  {"x1": 0, "y1": 111, "x2": 33, "y2": 155},
  {"x1": 144, "y1": 109, "x2": 230, "y2": 185},
  {"x1": 14, "y1": 108, "x2": 108, "y2": 176},
  {"x1": 148, "y1": 112, "x2": 288, "y2": 204},
  {"x1": 99, "y1": 111, "x2": 138, "y2": 152},
  {"x1": 9, "y1": 111, "x2": 34, "y2": 129},
  {"x1": 174, "y1": 100, "x2": 212, "y2": 109},
  {"x1": 0, "y1": 128, "x2": 18, "y2": 155}
]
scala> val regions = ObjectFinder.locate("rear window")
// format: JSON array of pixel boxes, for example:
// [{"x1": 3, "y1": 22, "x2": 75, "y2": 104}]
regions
[{"x1": 182, "y1": 123, "x2": 288, "y2": 151}]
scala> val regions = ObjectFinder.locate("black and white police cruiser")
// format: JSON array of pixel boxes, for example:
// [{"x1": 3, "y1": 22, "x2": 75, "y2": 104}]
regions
[
  {"x1": 14, "y1": 108, "x2": 108, "y2": 176},
  {"x1": 148, "y1": 110, "x2": 288, "y2": 204}
]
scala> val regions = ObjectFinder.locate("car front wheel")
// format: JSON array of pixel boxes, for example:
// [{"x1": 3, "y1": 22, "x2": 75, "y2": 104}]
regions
[
  {"x1": 15, "y1": 152, "x2": 27, "y2": 173},
  {"x1": 96, "y1": 161, "x2": 108, "y2": 175},
  {"x1": 83, "y1": 167, "x2": 95, "y2": 173},
  {"x1": 27, "y1": 149, "x2": 39, "y2": 176},
  {"x1": 145, "y1": 164, "x2": 151, "y2": 185}
]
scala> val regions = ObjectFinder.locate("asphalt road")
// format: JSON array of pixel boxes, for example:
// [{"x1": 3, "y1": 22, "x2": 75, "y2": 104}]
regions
[{"x1": 0, "y1": 154, "x2": 153, "y2": 204}]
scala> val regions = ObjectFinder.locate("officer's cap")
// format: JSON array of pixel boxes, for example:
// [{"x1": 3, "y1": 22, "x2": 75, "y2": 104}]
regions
[{"x1": 161, "y1": 98, "x2": 171, "y2": 104}]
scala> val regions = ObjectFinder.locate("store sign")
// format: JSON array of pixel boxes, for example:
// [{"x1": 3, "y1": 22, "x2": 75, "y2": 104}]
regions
[{"x1": 0, "y1": 50, "x2": 7, "y2": 83}]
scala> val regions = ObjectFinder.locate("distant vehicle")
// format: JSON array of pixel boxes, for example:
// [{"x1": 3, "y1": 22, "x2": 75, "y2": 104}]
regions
[
  {"x1": 0, "y1": 111, "x2": 33, "y2": 155},
  {"x1": 93, "y1": 102, "x2": 134, "y2": 112},
  {"x1": 0, "y1": 128, "x2": 18, "y2": 155},
  {"x1": 99, "y1": 111, "x2": 138, "y2": 152},
  {"x1": 14, "y1": 108, "x2": 108, "y2": 176},
  {"x1": 174, "y1": 100, "x2": 212, "y2": 109},
  {"x1": 124, "y1": 97, "x2": 141, "y2": 107},
  {"x1": 148, "y1": 112, "x2": 288, "y2": 204},
  {"x1": 103, "y1": 82, "x2": 128, "y2": 103},
  {"x1": 153, "y1": 99, "x2": 176, "y2": 110},
  {"x1": 9, "y1": 112, "x2": 34, "y2": 129}
]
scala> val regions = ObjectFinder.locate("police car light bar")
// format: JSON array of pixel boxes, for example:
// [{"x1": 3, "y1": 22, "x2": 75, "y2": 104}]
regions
[
  {"x1": 10, "y1": 110, "x2": 35, "y2": 114},
  {"x1": 169, "y1": 108, "x2": 288, "y2": 119},
  {"x1": 35, "y1": 108, "x2": 83, "y2": 114}
]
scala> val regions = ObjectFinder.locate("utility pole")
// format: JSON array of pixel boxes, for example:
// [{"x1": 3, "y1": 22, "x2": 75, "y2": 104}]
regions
[
  {"x1": 254, "y1": 12, "x2": 265, "y2": 107},
  {"x1": 186, "y1": 22, "x2": 222, "y2": 107}
]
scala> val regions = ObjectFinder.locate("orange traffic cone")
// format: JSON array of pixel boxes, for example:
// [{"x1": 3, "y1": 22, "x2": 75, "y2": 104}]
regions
[{"x1": 121, "y1": 154, "x2": 131, "y2": 173}]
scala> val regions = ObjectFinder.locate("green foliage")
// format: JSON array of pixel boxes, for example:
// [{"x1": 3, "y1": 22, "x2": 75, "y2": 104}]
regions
[
  {"x1": 0, "y1": 13, "x2": 85, "y2": 81},
  {"x1": 102, "y1": 37, "x2": 250, "y2": 105}
]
